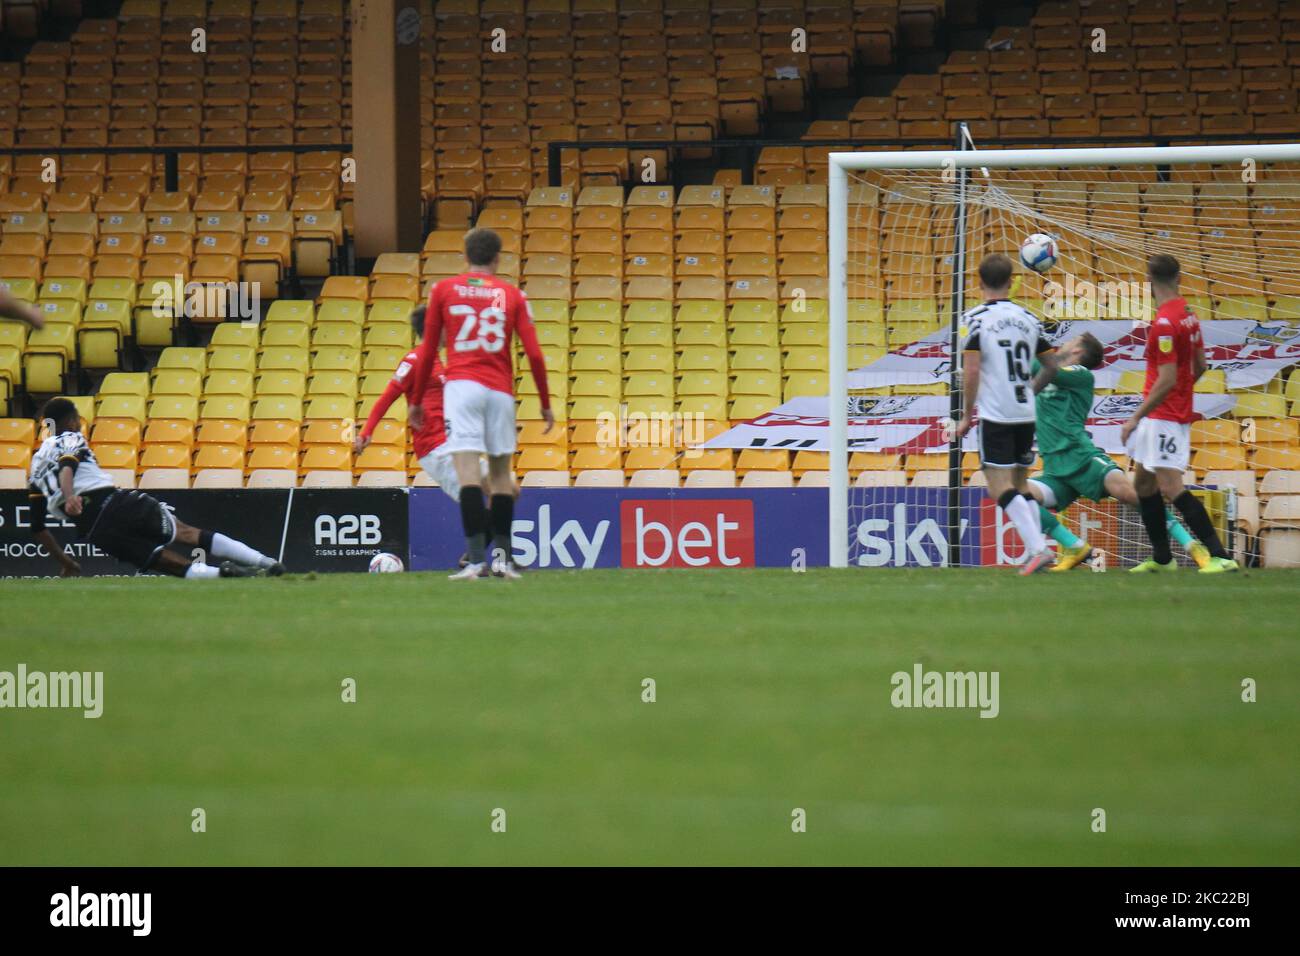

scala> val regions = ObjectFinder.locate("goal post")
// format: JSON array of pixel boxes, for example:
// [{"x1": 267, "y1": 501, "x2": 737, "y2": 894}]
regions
[{"x1": 828, "y1": 140, "x2": 1300, "y2": 569}]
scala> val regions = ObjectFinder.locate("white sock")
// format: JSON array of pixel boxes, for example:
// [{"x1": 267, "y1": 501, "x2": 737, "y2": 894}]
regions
[
  {"x1": 210, "y1": 532, "x2": 274, "y2": 568},
  {"x1": 185, "y1": 561, "x2": 221, "y2": 579},
  {"x1": 1003, "y1": 494, "x2": 1047, "y2": 554}
]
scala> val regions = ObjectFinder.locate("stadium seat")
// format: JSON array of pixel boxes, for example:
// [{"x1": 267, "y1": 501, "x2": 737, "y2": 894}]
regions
[
  {"x1": 247, "y1": 469, "x2": 297, "y2": 488},
  {"x1": 357, "y1": 471, "x2": 408, "y2": 488},
  {"x1": 521, "y1": 470, "x2": 570, "y2": 488},
  {"x1": 192, "y1": 469, "x2": 245, "y2": 489},
  {"x1": 683, "y1": 469, "x2": 736, "y2": 488},
  {"x1": 628, "y1": 469, "x2": 680, "y2": 488},
  {"x1": 1260, "y1": 495, "x2": 1300, "y2": 567},
  {"x1": 302, "y1": 470, "x2": 353, "y2": 488},
  {"x1": 574, "y1": 469, "x2": 625, "y2": 487},
  {"x1": 138, "y1": 468, "x2": 190, "y2": 489}
]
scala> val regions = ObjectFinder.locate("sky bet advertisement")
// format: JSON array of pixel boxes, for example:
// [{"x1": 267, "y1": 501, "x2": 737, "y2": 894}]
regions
[{"x1": 407, "y1": 486, "x2": 1046, "y2": 571}]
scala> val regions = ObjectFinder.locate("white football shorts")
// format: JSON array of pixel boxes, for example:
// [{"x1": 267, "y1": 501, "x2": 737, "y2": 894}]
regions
[
  {"x1": 418, "y1": 445, "x2": 489, "y2": 501},
  {"x1": 442, "y1": 378, "x2": 517, "y2": 457},
  {"x1": 1126, "y1": 417, "x2": 1190, "y2": 473}
]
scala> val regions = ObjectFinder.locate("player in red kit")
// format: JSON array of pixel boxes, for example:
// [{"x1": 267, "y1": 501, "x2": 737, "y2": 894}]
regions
[
  {"x1": 408, "y1": 228, "x2": 553, "y2": 579},
  {"x1": 354, "y1": 305, "x2": 515, "y2": 565},
  {"x1": 1121, "y1": 254, "x2": 1237, "y2": 573},
  {"x1": 354, "y1": 305, "x2": 459, "y2": 492}
]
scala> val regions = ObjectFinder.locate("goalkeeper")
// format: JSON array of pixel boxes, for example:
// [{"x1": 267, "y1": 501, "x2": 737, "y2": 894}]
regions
[{"x1": 1026, "y1": 332, "x2": 1209, "y2": 571}]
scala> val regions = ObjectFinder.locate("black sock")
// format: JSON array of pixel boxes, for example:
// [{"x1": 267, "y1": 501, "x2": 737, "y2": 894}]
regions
[
  {"x1": 1172, "y1": 490, "x2": 1229, "y2": 559},
  {"x1": 490, "y1": 494, "x2": 514, "y2": 562},
  {"x1": 996, "y1": 488, "x2": 1018, "y2": 510},
  {"x1": 1138, "y1": 493, "x2": 1173, "y2": 565},
  {"x1": 198, "y1": 529, "x2": 214, "y2": 553},
  {"x1": 459, "y1": 487, "x2": 487, "y2": 563}
]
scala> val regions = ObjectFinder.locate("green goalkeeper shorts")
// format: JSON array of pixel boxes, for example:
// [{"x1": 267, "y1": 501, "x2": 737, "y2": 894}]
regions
[{"x1": 1035, "y1": 453, "x2": 1121, "y2": 510}]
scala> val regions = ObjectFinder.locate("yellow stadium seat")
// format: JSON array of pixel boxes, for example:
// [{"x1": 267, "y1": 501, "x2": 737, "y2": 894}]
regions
[
  {"x1": 209, "y1": 346, "x2": 258, "y2": 374},
  {"x1": 253, "y1": 396, "x2": 304, "y2": 423},
  {"x1": 301, "y1": 445, "x2": 352, "y2": 473},
  {"x1": 304, "y1": 395, "x2": 354, "y2": 420},
  {"x1": 1193, "y1": 445, "x2": 1248, "y2": 473},
  {"x1": 319, "y1": 276, "x2": 369, "y2": 303},
  {"x1": 0, "y1": 442, "x2": 33, "y2": 470},
  {"x1": 193, "y1": 444, "x2": 246, "y2": 472},
  {"x1": 144, "y1": 420, "x2": 195, "y2": 449},
  {"x1": 196, "y1": 420, "x2": 247, "y2": 449},
  {"x1": 312, "y1": 324, "x2": 363, "y2": 350},
  {"x1": 87, "y1": 416, "x2": 140, "y2": 455},
  {"x1": 205, "y1": 370, "x2": 255, "y2": 399},
  {"x1": 247, "y1": 445, "x2": 299, "y2": 473},
  {"x1": 99, "y1": 372, "x2": 150, "y2": 398},
  {"x1": 312, "y1": 347, "x2": 361, "y2": 374},
  {"x1": 676, "y1": 323, "x2": 726, "y2": 348},
  {"x1": 157, "y1": 347, "x2": 206, "y2": 374},
  {"x1": 138, "y1": 469, "x2": 191, "y2": 489},
  {"x1": 784, "y1": 372, "x2": 829, "y2": 400},
  {"x1": 200, "y1": 396, "x2": 252, "y2": 423},
  {"x1": 192, "y1": 469, "x2": 245, "y2": 489},
  {"x1": 259, "y1": 347, "x2": 311, "y2": 375},
  {"x1": 95, "y1": 394, "x2": 147, "y2": 424},
  {"x1": 354, "y1": 445, "x2": 406, "y2": 474},
  {"x1": 139, "y1": 443, "x2": 192, "y2": 472},
  {"x1": 1253, "y1": 447, "x2": 1300, "y2": 471},
  {"x1": 210, "y1": 323, "x2": 260, "y2": 350},
  {"x1": 265, "y1": 300, "x2": 315, "y2": 326},
  {"x1": 151, "y1": 368, "x2": 203, "y2": 398},
  {"x1": 247, "y1": 469, "x2": 297, "y2": 488}
]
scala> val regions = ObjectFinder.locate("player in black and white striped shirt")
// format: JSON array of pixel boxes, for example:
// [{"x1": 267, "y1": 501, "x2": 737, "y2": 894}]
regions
[
  {"x1": 955, "y1": 254, "x2": 1059, "y2": 575},
  {"x1": 28, "y1": 398, "x2": 285, "y2": 578}
]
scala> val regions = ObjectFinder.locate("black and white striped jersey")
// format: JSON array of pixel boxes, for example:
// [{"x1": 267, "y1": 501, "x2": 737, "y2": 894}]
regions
[
  {"x1": 28, "y1": 431, "x2": 116, "y2": 520},
  {"x1": 960, "y1": 299, "x2": 1054, "y2": 425}
]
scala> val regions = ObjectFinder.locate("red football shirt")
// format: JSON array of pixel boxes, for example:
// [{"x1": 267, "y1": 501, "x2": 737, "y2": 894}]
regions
[
  {"x1": 408, "y1": 270, "x2": 550, "y2": 411},
  {"x1": 1143, "y1": 297, "x2": 1202, "y2": 424},
  {"x1": 359, "y1": 349, "x2": 447, "y2": 458}
]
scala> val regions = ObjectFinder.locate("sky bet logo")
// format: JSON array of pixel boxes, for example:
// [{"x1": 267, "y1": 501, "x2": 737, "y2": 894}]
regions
[{"x1": 619, "y1": 500, "x2": 755, "y2": 568}]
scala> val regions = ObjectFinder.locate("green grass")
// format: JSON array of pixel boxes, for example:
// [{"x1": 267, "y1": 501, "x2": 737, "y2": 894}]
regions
[{"x1": 1, "y1": 568, "x2": 1297, "y2": 866}]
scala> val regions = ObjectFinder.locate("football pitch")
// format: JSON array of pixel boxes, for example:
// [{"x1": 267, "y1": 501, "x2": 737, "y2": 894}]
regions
[{"x1": 1, "y1": 568, "x2": 1296, "y2": 866}]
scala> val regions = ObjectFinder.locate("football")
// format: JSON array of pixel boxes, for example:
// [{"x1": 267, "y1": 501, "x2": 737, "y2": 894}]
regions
[
  {"x1": 1019, "y1": 233, "x2": 1059, "y2": 272},
  {"x1": 368, "y1": 553, "x2": 404, "y2": 574}
]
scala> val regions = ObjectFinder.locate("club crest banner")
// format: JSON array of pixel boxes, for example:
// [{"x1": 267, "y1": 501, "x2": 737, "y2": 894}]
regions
[
  {"x1": 702, "y1": 393, "x2": 1238, "y2": 454},
  {"x1": 848, "y1": 318, "x2": 1300, "y2": 390}
]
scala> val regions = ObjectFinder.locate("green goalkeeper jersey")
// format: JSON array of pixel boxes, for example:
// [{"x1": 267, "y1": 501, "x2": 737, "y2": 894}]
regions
[{"x1": 1032, "y1": 359, "x2": 1102, "y2": 473}]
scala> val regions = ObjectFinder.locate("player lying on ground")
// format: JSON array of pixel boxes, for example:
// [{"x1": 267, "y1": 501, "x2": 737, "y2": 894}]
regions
[
  {"x1": 407, "y1": 228, "x2": 552, "y2": 580},
  {"x1": 1119, "y1": 254, "x2": 1237, "y2": 574},
  {"x1": 352, "y1": 304, "x2": 518, "y2": 566},
  {"x1": 28, "y1": 398, "x2": 285, "y2": 578},
  {"x1": 955, "y1": 253, "x2": 1059, "y2": 576},
  {"x1": 1024, "y1": 331, "x2": 1209, "y2": 572},
  {"x1": 0, "y1": 287, "x2": 44, "y2": 328}
]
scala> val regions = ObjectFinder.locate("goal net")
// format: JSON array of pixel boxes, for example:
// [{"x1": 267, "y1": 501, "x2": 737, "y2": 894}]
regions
[{"x1": 828, "y1": 141, "x2": 1300, "y2": 570}]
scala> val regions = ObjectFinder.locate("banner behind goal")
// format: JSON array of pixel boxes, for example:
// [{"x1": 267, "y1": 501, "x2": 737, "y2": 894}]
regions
[{"x1": 827, "y1": 142, "x2": 1300, "y2": 569}]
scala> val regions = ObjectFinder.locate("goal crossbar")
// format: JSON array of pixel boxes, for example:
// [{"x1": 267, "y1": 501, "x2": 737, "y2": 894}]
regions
[{"x1": 827, "y1": 140, "x2": 1300, "y2": 568}]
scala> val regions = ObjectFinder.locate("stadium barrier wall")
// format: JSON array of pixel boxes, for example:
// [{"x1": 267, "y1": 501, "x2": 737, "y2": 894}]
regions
[{"x1": 0, "y1": 487, "x2": 1228, "y2": 576}]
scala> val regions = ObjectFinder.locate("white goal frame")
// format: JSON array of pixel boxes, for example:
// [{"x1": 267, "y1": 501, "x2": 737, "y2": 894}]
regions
[{"x1": 827, "y1": 141, "x2": 1300, "y2": 568}]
